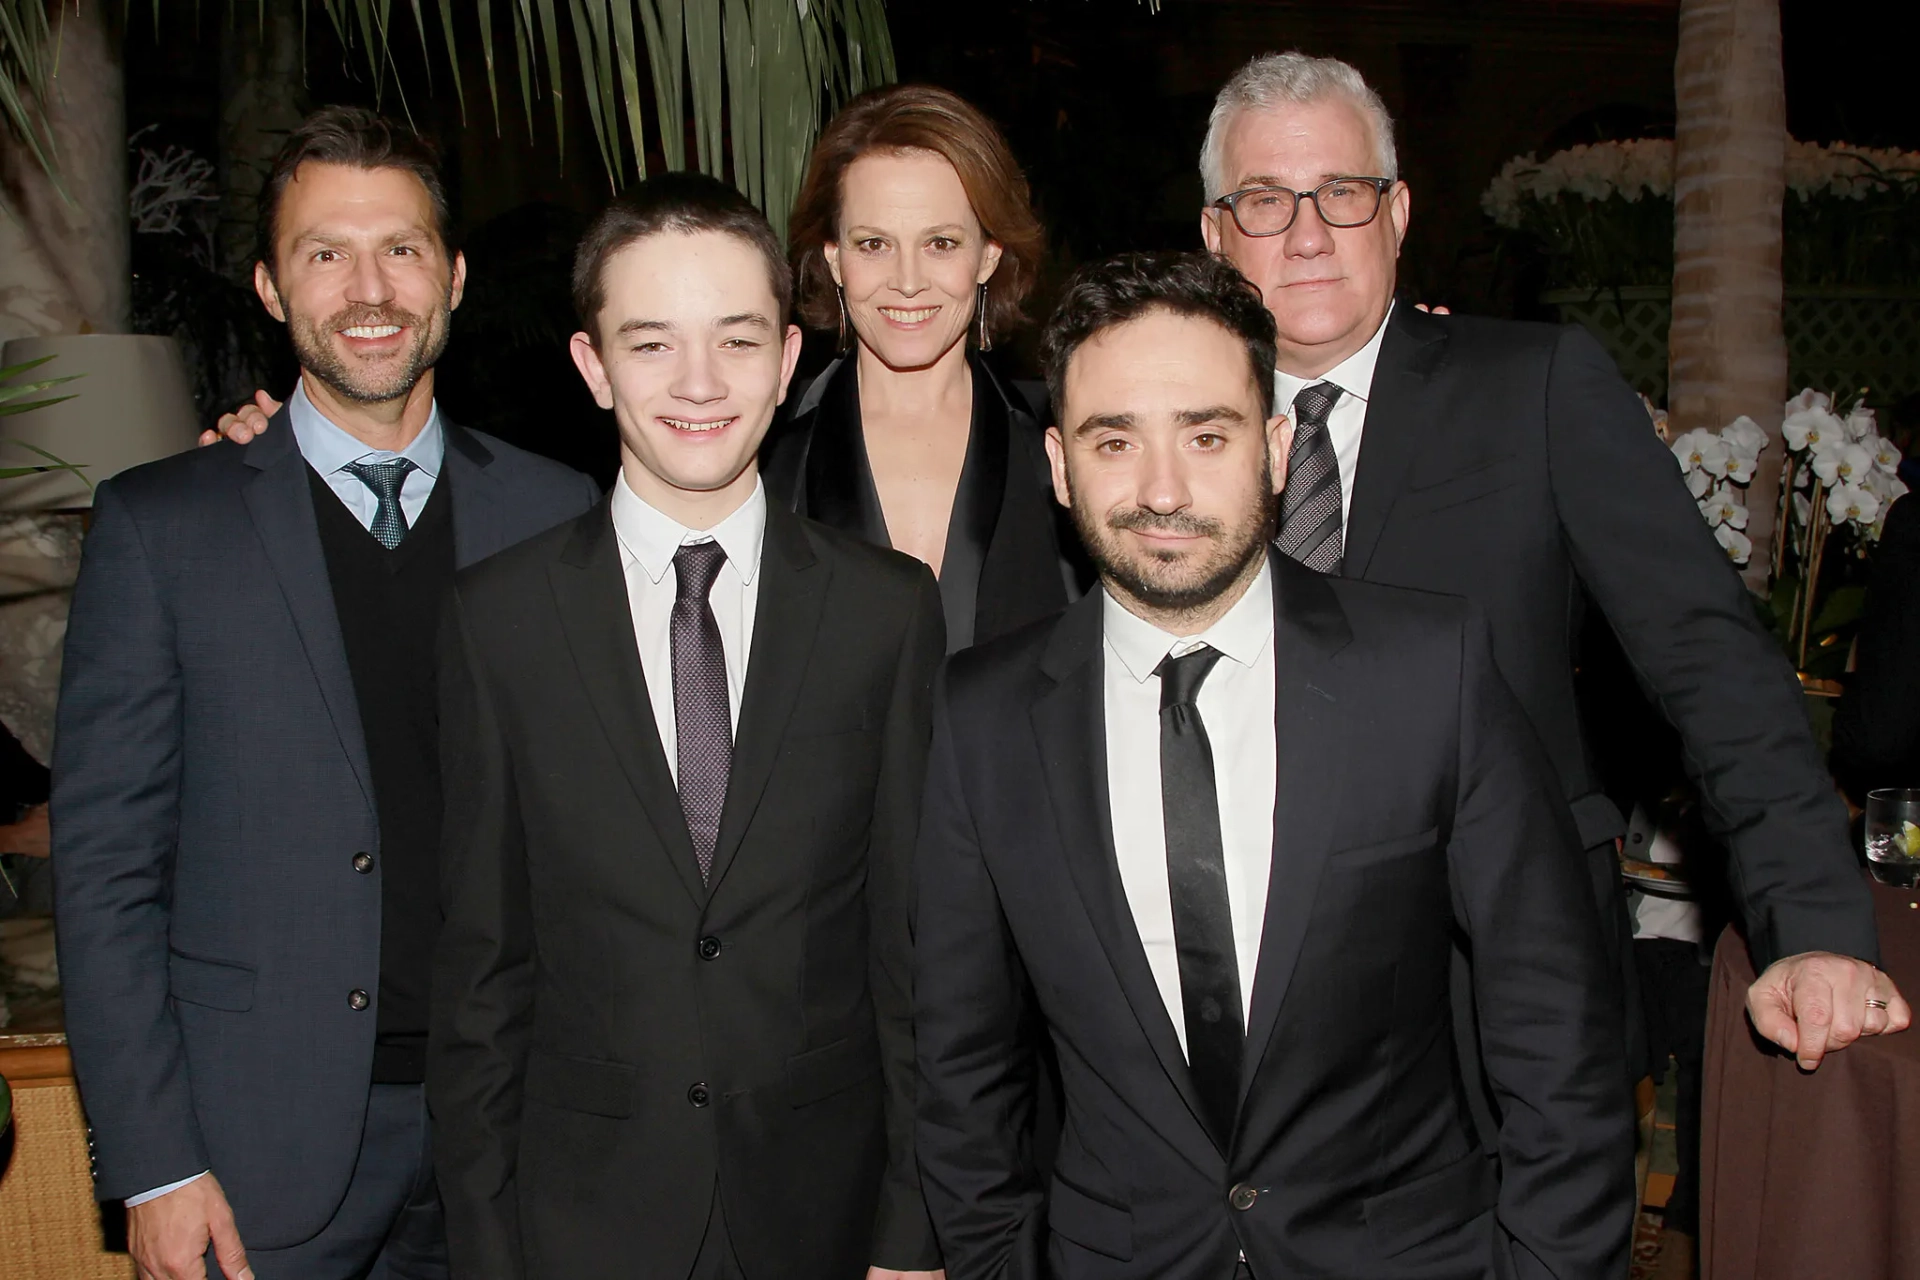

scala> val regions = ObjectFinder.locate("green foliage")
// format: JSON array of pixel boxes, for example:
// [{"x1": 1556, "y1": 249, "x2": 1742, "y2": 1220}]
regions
[
  {"x1": 6, "y1": 0, "x2": 898, "y2": 237},
  {"x1": 0, "y1": 356, "x2": 86, "y2": 482}
]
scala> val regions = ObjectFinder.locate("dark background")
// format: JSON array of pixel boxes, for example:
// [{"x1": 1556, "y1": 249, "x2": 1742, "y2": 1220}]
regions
[{"x1": 124, "y1": 0, "x2": 1917, "y2": 479}]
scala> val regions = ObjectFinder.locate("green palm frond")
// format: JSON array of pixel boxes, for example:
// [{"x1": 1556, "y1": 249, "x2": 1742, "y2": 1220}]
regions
[
  {"x1": 3, "y1": 1, "x2": 897, "y2": 237},
  {"x1": 0, "y1": 356, "x2": 87, "y2": 481}
]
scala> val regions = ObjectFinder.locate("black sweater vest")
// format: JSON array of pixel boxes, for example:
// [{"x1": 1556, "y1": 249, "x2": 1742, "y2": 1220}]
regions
[{"x1": 308, "y1": 465, "x2": 455, "y2": 1083}]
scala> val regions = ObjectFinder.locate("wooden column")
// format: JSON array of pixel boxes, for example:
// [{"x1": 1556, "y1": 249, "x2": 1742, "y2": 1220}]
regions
[{"x1": 1670, "y1": 0, "x2": 1787, "y2": 592}]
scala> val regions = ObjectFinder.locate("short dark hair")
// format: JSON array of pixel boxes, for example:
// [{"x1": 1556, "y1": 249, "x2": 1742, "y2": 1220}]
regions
[
  {"x1": 256, "y1": 106, "x2": 451, "y2": 273},
  {"x1": 572, "y1": 172, "x2": 792, "y2": 340},
  {"x1": 1041, "y1": 251, "x2": 1278, "y2": 423}
]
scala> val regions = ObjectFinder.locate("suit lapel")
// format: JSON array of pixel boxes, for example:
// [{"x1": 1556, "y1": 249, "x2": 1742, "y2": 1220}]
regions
[
  {"x1": 1341, "y1": 304, "x2": 1451, "y2": 579},
  {"x1": 442, "y1": 422, "x2": 503, "y2": 569},
  {"x1": 240, "y1": 415, "x2": 374, "y2": 813},
  {"x1": 548, "y1": 503, "x2": 707, "y2": 906},
  {"x1": 1240, "y1": 552, "x2": 1354, "y2": 1099},
  {"x1": 801, "y1": 359, "x2": 892, "y2": 548},
  {"x1": 706, "y1": 502, "x2": 828, "y2": 891},
  {"x1": 1031, "y1": 594, "x2": 1219, "y2": 1161}
]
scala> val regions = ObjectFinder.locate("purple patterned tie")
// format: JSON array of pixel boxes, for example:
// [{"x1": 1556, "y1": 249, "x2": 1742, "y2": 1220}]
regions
[
  {"x1": 1276, "y1": 381, "x2": 1345, "y2": 573},
  {"x1": 671, "y1": 541, "x2": 733, "y2": 883}
]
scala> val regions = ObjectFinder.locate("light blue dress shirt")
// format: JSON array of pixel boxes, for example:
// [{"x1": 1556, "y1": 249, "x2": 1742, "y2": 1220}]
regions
[{"x1": 287, "y1": 379, "x2": 445, "y2": 529}]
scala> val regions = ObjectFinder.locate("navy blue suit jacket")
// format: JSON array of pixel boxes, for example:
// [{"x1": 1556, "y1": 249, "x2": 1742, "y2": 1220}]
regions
[{"x1": 51, "y1": 411, "x2": 596, "y2": 1245}]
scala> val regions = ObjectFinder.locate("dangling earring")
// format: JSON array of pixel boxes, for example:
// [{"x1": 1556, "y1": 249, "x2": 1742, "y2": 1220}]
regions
[
  {"x1": 836, "y1": 285, "x2": 852, "y2": 355},
  {"x1": 976, "y1": 282, "x2": 992, "y2": 353}
]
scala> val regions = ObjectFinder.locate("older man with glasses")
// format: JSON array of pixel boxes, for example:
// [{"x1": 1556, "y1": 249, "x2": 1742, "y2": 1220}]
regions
[{"x1": 1198, "y1": 51, "x2": 1904, "y2": 1107}]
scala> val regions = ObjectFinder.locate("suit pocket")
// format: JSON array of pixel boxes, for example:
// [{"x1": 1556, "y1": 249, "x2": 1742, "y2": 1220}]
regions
[
  {"x1": 1329, "y1": 826, "x2": 1440, "y2": 870},
  {"x1": 785, "y1": 1032, "x2": 881, "y2": 1108},
  {"x1": 1362, "y1": 1150, "x2": 1497, "y2": 1258},
  {"x1": 168, "y1": 951, "x2": 255, "y2": 1011},
  {"x1": 1402, "y1": 455, "x2": 1526, "y2": 514},
  {"x1": 1048, "y1": 1173, "x2": 1133, "y2": 1261},
  {"x1": 524, "y1": 1051, "x2": 635, "y2": 1118}
]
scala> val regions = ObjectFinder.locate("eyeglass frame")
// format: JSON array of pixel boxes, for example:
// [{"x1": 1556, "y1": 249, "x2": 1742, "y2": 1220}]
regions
[{"x1": 1210, "y1": 176, "x2": 1398, "y2": 238}]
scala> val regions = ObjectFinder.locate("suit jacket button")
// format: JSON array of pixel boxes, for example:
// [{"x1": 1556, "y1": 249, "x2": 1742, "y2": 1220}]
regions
[
  {"x1": 1229, "y1": 1183, "x2": 1259, "y2": 1211},
  {"x1": 697, "y1": 936, "x2": 722, "y2": 961},
  {"x1": 688, "y1": 1082, "x2": 711, "y2": 1108},
  {"x1": 352, "y1": 852, "x2": 375, "y2": 874},
  {"x1": 348, "y1": 988, "x2": 370, "y2": 1011}
]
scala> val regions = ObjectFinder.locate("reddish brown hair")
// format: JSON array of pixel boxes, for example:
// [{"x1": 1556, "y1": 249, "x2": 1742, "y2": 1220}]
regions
[{"x1": 788, "y1": 84, "x2": 1046, "y2": 344}]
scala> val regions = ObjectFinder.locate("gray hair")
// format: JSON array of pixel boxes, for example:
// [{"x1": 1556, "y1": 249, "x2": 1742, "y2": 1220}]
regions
[{"x1": 1199, "y1": 52, "x2": 1399, "y2": 200}]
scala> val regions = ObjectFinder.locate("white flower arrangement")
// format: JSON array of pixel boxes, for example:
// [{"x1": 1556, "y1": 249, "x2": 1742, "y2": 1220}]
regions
[
  {"x1": 1484, "y1": 139, "x2": 1920, "y2": 230},
  {"x1": 1673, "y1": 417, "x2": 1766, "y2": 565}
]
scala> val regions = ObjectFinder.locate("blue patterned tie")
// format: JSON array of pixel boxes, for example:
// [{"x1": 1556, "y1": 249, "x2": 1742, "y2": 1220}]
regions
[
  {"x1": 343, "y1": 458, "x2": 418, "y2": 549},
  {"x1": 672, "y1": 541, "x2": 733, "y2": 883},
  {"x1": 1277, "y1": 381, "x2": 1345, "y2": 573}
]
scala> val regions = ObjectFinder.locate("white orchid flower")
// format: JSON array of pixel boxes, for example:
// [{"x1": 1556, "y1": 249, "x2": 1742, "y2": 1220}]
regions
[
  {"x1": 1713, "y1": 447, "x2": 1757, "y2": 485},
  {"x1": 1783, "y1": 405, "x2": 1845, "y2": 454},
  {"x1": 1813, "y1": 442, "x2": 1874, "y2": 487},
  {"x1": 1785, "y1": 387, "x2": 1832, "y2": 417},
  {"x1": 1844, "y1": 404, "x2": 1877, "y2": 441},
  {"x1": 1871, "y1": 434, "x2": 1903, "y2": 475},
  {"x1": 1673, "y1": 430, "x2": 1728, "y2": 496},
  {"x1": 1793, "y1": 491, "x2": 1813, "y2": 526},
  {"x1": 1713, "y1": 523, "x2": 1753, "y2": 565},
  {"x1": 1699, "y1": 493, "x2": 1749, "y2": 529},
  {"x1": 1722, "y1": 415, "x2": 1768, "y2": 458},
  {"x1": 1827, "y1": 482, "x2": 1882, "y2": 528}
]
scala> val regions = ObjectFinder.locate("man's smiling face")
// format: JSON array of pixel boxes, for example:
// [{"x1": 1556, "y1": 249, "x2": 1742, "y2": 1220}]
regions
[
  {"x1": 255, "y1": 161, "x2": 464, "y2": 405},
  {"x1": 568, "y1": 228, "x2": 802, "y2": 522}
]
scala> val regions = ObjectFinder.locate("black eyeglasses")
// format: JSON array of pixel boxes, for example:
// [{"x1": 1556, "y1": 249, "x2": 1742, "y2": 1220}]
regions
[{"x1": 1211, "y1": 177, "x2": 1395, "y2": 237}]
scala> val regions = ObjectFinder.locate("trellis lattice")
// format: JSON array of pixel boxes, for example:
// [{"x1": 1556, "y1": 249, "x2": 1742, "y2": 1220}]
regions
[{"x1": 1545, "y1": 287, "x2": 1920, "y2": 409}]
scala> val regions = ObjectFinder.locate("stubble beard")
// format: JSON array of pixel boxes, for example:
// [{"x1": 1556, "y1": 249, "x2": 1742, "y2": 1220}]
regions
[
  {"x1": 1068, "y1": 462, "x2": 1278, "y2": 617},
  {"x1": 288, "y1": 294, "x2": 453, "y2": 406}
]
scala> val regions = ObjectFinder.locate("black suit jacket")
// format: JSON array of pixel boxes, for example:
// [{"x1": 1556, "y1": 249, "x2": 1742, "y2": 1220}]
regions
[
  {"x1": 1833, "y1": 493, "x2": 1920, "y2": 800},
  {"x1": 915, "y1": 553, "x2": 1634, "y2": 1280},
  {"x1": 51, "y1": 414, "x2": 595, "y2": 1243},
  {"x1": 762, "y1": 352, "x2": 1079, "y2": 651},
  {"x1": 1345, "y1": 304, "x2": 1872, "y2": 968},
  {"x1": 428, "y1": 496, "x2": 946, "y2": 1279}
]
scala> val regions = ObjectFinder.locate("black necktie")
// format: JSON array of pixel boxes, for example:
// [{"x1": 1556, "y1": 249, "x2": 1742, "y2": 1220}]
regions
[
  {"x1": 344, "y1": 458, "x2": 418, "y2": 549},
  {"x1": 672, "y1": 541, "x2": 732, "y2": 883},
  {"x1": 1277, "y1": 381, "x2": 1345, "y2": 573},
  {"x1": 1155, "y1": 644, "x2": 1244, "y2": 1150}
]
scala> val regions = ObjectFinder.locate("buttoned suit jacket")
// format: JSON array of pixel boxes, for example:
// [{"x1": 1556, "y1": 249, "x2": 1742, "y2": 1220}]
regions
[
  {"x1": 914, "y1": 551, "x2": 1634, "y2": 1280},
  {"x1": 51, "y1": 411, "x2": 596, "y2": 1244},
  {"x1": 428, "y1": 495, "x2": 945, "y2": 1280}
]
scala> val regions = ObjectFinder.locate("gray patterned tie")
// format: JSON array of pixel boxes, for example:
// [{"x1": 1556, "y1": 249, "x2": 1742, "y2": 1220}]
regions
[
  {"x1": 1276, "y1": 381, "x2": 1345, "y2": 573},
  {"x1": 671, "y1": 541, "x2": 733, "y2": 883},
  {"x1": 343, "y1": 458, "x2": 418, "y2": 549}
]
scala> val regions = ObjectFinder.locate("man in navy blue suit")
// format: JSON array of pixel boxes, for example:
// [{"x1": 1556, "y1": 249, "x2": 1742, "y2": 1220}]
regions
[{"x1": 52, "y1": 107, "x2": 596, "y2": 1280}]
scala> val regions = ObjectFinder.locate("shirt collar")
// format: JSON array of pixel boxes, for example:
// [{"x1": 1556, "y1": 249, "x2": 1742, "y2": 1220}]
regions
[
  {"x1": 287, "y1": 377, "x2": 445, "y2": 479},
  {"x1": 1102, "y1": 558, "x2": 1275, "y2": 685},
  {"x1": 1273, "y1": 297, "x2": 1396, "y2": 412},
  {"x1": 610, "y1": 470, "x2": 767, "y2": 588}
]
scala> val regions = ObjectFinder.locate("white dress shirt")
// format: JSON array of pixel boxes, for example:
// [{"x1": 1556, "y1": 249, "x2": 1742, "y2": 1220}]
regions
[
  {"x1": 126, "y1": 381, "x2": 454, "y2": 1210},
  {"x1": 286, "y1": 377, "x2": 444, "y2": 528},
  {"x1": 1102, "y1": 562, "x2": 1278, "y2": 1056},
  {"x1": 610, "y1": 472, "x2": 765, "y2": 781},
  {"x1": 1273, "y1": 299, "x2": 1395, "y2": 525}
]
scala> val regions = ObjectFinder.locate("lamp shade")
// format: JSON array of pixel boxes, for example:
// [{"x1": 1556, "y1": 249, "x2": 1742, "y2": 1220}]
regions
[{"x1": 0, "y1": 334, "x2": 200, "y2": 510}]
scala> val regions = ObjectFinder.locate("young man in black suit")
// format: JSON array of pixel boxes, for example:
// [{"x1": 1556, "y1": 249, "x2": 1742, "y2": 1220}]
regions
[
  {"x1": 914, "y1": 251, "x2": 1632, "y2": 1279},
  {"x1": 427, "y1": 174, "x2": 946, "y2": 1280},
  {"x1": 1198, "y1": 52, "x2": 1905, "y2": 1067},
  {"x1": 54, "y1": 108, "x2": 596, "y2": 1280}
]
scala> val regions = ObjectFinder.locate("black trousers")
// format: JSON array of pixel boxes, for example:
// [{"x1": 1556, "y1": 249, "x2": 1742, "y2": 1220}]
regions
[{"x1": 1635, "y1": 936, "x2": 1711, "y2": 1235}]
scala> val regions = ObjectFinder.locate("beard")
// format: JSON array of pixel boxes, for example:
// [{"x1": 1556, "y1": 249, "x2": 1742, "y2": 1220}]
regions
[
  {"x1": 1068, "y1": 459, "x2": 1278, "y2": 615},
  {"x1": 287, "y1": 295, "x2": 452, "y2": 405}
]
